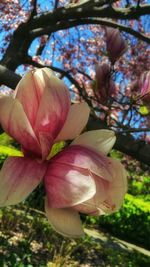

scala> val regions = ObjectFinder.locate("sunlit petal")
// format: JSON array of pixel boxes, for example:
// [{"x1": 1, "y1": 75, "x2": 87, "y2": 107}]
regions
[
  {"x1": 0, "y1": 97, "x2": 41, "y2": 156},
  {"x1": 72, "y1": 130, "x2": 116, "y2": 155},
  {"x1": 74, "y1": 174, "x2": 109, "y2": 215},
  {"x1": 45, "y1": 198, "x2": 84, "y2": 237},
  {"x1": 55, "y1": 103, "x2": 90, "y2": 141},
  {"x1": 99, "y1": 158, "x2": 127, "y2": 214},
  {"x1": 50, "y1": 145, "x2": 113, "y2": 181},
  {"x1": 0, "y1": 157, "x2": 47, "y2": 206},
  {"x1": 45, "y1": 162, "x2": 96, "y2": 208},
  {"x1": 15, "y1": 71, "x2": 44, "y2": 128},
  {"x1": 34, "y1": 70, "x2": 71, "y2": 159}
]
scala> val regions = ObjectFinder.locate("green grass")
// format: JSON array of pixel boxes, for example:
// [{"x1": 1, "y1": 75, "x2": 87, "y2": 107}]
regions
[
  {"x1": 0, "y1": 206, "x2": 150, "y2": 267},
  {"x1": 85, "y1": 194, "x2": 150, "y2": 249}
]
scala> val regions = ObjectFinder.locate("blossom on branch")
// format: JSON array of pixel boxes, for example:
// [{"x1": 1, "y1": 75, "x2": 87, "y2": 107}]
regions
[
  {"x1": 105, "y1": 27, "x2": 127, "y2": 64},
  {"x1": 140, "y1": 71, "x2": 150, "y2": 102},
  {"x1": 0, "y1": 68, "x2": 127, "y2": 237},
  {"x1": 94, "y1": 63, "x2": 116, "y2": 103}
]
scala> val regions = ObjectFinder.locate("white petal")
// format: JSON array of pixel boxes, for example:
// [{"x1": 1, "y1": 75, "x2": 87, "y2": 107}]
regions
[
  {"x1": 99, "y1": 158, "x2": 127, "y2": 214},
  {"x1": 107, "y1": 158, "x2": 127, "y2": 210},
  {"x1": 45, "y1": 199, "x2": 84, "y2": 238},
  {"x1": 72, "y1": 130, "x2": 116, "y2": 155}
]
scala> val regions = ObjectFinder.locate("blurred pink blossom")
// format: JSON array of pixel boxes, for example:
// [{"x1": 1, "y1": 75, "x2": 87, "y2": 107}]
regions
[
  {"x1": 95, "y1": 63, "x2": 116, "y2": 103},
  {"x1": 105, "y1": 27, "x2": 127, "y2": 63},
  {"x1": 140, "y1": 71, "x2": 150, "y2": 102}
]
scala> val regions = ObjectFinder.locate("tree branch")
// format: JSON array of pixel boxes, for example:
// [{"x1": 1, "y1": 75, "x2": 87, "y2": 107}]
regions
[
  {"x1": 30, "y1": 18, "x2": 150, "y2": 44},
  {"x1": 30, "y1": 2, "x2": 150, "y2": 30},
  {"x1": 0, "y1": 65, "x2": 21, "y2": 88}
]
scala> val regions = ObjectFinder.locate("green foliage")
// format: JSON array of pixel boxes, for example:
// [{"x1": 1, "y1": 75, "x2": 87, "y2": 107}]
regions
[
  {"x1": 128, "y1": 176, "x2": 150, "y2": 195},
  {"x1": 110, "y1": 149, "x2": 124, "y2": 160},
  {"x1": 0, "y1": 207, "x2": 150, "y2": 267},
  {"x1": 0, "y1": 133, "x2": 14, "y2": 146},
  {"x1": 139, "y1": 105, "x2": 150, "y2": 116},
  {"x1": 47, "y1": 141, "x2": 65, "y2": 159},
  {"x1": 0, "y1": 133, "x2": 22, "y2": 168},
  {"x1": 85, "y1": 194, "x2": 150, "y2": 249}
]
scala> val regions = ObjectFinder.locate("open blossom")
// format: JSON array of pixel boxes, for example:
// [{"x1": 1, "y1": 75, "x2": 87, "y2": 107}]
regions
[
  {"x1": 95, "y1": 63, "x2": 116, "y2": 103},
  {"x1": 0, "y1": 68, "x2": 127, "y2": 237},
  {"x1": 105, "y1": 27, "x2": 127, "y2": 63}
]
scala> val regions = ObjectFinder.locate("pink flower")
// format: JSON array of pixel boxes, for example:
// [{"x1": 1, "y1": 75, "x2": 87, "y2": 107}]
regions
[
  {"x1": 0, "y1": 68, "x2": 127, "y2": 237},
  {"x1": 105, "y1": 27, "x2": 127, "y2": 63},
  {"x1": 0, "y1": 68, "x2": 89, "y2": 160},
  {"x1": 140, "y1": 71, "x2": 150, "y2": 102},
  {"x1": 95, "y1": 64, "x2": 116, "y2": 103}
]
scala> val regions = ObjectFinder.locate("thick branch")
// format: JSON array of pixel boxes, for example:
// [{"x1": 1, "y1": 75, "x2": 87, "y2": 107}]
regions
[
  {"x1": 30, "y1": 18, "x2": 150, "y2": 44},
  {"x1": 1, "y1": 0, "x2": 150, "y2": 71},
  {"x1": 0, "y1": 65, "x2": 21, "y2": 88},
  {"x1": 30, "y1": 2, "x2": 150, "y2": 30}
]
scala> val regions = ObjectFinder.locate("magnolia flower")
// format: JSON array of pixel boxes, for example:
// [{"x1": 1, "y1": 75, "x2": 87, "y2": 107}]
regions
[
  {"x1": 105, "y1": 27, "x2": 127, "y2": 63},
  {"x1": 0, "y1": 68, "x2": 127, "y2": 237},
  {"x1": 140, "y1": 71, "x2": 150, "y2": 102},
  {"x1": 95, "y1": 64, "x2": 116, "y2": 103}
]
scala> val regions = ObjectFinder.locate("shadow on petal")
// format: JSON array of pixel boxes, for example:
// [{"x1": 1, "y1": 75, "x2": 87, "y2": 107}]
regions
[
  {"x1": 45, "y1": 198, "x2": 84, "y2": 238},
  {"x1": 0, "y1": 156, "x2": 47, "y2": 206}
]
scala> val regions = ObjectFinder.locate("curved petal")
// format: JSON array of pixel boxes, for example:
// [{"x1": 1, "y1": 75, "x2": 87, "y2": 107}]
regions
[
  {"x1": 74, "y1": 175, "x2": 109, "y2": 215},
  {"x1": 55, "y1": 103, "x2": 90, "y2": 141},
  {"x1": 99, "y1": 158, "x2": 127, "y2": 214},
  {"x1": 45, "y1": 144, "x2": 113, "y2": 209},
  {"x1": 50, "y1": 145, "x2": 113, "y2": 181},
  {"x1": 0, "y1": 156, "x2": 47, "y2": 206},
  {"x1": 15, "y1": 71, "x2": 44, "y2": 128},
  {"x1": 45, "y1": 198, "x2": 84, "y2": 237},
  {"x1": 34, "y1": 70, "x2": 71, "y2": 159},
  {"x1": 71, "y1": 130, "x2": 116, "y2": 155},
  {"x1": 44, "y1": 162, "x2": 96, "y2": 208},
  {"x1": 0, "y1": 97, "x2": 41, "y2": 157}
]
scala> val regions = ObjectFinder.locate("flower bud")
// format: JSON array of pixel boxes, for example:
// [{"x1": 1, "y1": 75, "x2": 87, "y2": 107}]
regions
[
  {"x1": 105, "y1": 27, "x2": 127, "y2": 63},
  {"x1": 95, "y1": 63, "x2": 116, "y2": 103},
  {"x1": 140, "y1": 71, "x2": 150, "y2": 102}
]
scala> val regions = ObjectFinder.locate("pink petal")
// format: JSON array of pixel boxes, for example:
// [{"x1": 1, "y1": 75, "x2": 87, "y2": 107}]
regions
[
  {"x1": 0, "y1": 156, "x2": 47, "y2": 206},
  {"x1": 15, "y1": 70, "x2": 44, "y2": 128},
  {"x1": 45, "y1": 198, "x2": 84, "y2": 237},
  {"x1": 0, "y1": 97, "x2": 41, "y2": 157},
  {"x1": 34, "y1": 70, "x2": 71, "y2": 159},
  {"x1": 99, "y1": 158, "x2": 127, "y2": 214},
  {"x1": 50, "y1": 145, "x2": 113, "y2": 181},
  {"x1": 44, "y1": 145, "x2": 113, "y2": 209},
  {"x1": 71, "y1": 130, "x2": 116, "y2": 155},
  {"x1": 55, "y1": 103, "x2": 90, "y2": 141},
  {"x1": 44, "y1": 162, "x2": 96, "y2": 208},
  {"x1": 74, "y1": 174, "x2": 109, "y2": 215}
]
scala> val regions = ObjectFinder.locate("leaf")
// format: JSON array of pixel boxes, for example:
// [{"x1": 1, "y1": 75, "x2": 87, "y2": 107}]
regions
[
  {"x1": 0, "y1": 145, "x2": 23, "y2": 157},
  {"x1": 47, "y1": 141, "x2": 65, "y2": 160},
  {"x1": 139, "y1": 105, "x2": 149, "y2": 115}
]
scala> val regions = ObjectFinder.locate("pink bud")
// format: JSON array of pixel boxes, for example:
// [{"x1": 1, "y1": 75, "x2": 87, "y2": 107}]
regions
[
  {"x1": 95, "y1": 64, "x2": 116, "y2": 103},
  {"x1": 130, "y1": 81, "x2": 139, "y2": 92},
  {"x1": 140, "y1": 71, "x2": 150, "y2": 102},
  {"x1": 105, "y1": 27, "x2": 127, "y2": 63}
]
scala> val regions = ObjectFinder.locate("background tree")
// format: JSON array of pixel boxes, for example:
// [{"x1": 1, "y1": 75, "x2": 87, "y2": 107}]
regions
[{"x1": 0, "y1": 0, "x2": 150, "y2": 165}]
